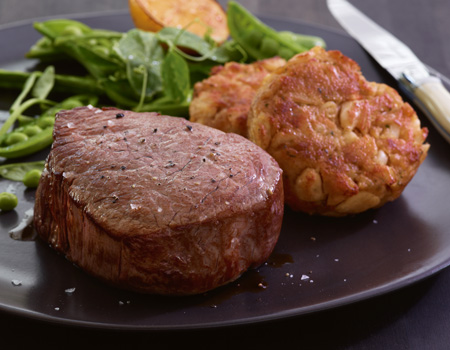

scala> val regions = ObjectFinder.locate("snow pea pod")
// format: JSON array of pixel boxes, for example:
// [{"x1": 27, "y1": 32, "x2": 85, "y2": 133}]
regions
[
  {"x1": 0, "y1": 161, "x2": 46, "y2": 182},
  {"x1": 0, "y1": 69, "x2": 105, "y2": 96},
  {"x1": 0, "y1": 94, "x2": 98, "y2": 159},
  {"x1": 31, "y1": 20, "x2": 125, "y2": 81},
  {"x1": 0, "y1": 126, "x2": 53, "y2": 159},
  {"x1": 277, "y1": 31, "x2": 326, "y2": 51},
  {"x1": 33, "y1": 19, "x2": 92, "y2": 41},
  {"x1": 28, "y1": 19, "x2": 122, "y2": 63},
  {"x1": 227, "y1": 1, "x2": 325, "y2": 60}
]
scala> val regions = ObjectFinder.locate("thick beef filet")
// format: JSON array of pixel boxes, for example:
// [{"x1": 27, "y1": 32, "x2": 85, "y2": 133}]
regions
[{"x1": 34, "y1": 106, "x2": 284, "y2": 295}]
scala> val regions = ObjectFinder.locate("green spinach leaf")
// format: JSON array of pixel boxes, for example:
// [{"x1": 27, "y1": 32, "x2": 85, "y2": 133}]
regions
[
  {"x1": 157, "y1": 27, "x2": 212, "y2": 56},
  {"x1": 115, "y1": 29, "x2": 164, "y2": 100},
  {"x1": 162, "y1": 48, "x2": 191, "y2": 103}
]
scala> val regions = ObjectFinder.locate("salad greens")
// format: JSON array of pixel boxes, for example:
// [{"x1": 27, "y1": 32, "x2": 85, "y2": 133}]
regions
[{"x1": 0, "y1": 1, "x2": 326, "y2": 194}]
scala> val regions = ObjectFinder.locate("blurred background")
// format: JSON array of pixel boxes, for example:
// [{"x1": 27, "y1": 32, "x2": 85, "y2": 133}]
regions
[{"x1": 2, "y1": 0, "x2": 330, "y2": 26}]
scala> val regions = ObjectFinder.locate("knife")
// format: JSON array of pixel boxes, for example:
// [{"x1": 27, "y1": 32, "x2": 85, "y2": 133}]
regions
[{"x1": 327, "y1": 0, "x2": 450, "y2": 144}]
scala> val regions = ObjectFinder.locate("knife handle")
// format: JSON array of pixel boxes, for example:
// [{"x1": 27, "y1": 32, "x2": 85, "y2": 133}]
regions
[{"x1": 413, "y1": 77, "x2": 450, "y2": 143}]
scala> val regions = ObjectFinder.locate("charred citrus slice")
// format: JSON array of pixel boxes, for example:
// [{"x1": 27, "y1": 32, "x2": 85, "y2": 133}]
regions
[{"x1": 128, "y1": 0, "x2": 229, "y2": 44}]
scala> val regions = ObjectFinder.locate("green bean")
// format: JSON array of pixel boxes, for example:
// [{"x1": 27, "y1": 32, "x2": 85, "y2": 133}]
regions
[{"x1": 0, "y1": 192, "x2": 18, "y2": 211}]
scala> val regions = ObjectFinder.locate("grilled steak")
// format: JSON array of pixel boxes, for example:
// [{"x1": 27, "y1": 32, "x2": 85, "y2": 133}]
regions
[{"x1": 34, "y1": 106, "x2": 284, "y2": 295}]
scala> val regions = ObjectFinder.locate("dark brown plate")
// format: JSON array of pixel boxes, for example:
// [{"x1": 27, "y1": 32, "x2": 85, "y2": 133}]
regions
[{"x1": 1, "y1": 11, "x2": 449, "y2": 331}]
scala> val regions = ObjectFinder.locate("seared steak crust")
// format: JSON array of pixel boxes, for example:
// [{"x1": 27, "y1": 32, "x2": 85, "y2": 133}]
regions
[{"x1": 34, "y1": 106, "x2": 284, "y2": 295}]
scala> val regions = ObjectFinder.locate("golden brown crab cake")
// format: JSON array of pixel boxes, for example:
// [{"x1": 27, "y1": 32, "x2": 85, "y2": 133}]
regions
[
  {"x1": 189, "y1": 57, "x2": 286, "y2": 137},
  {"x1": 248, "y1": 47, "x2": 429, "y2": 216}
]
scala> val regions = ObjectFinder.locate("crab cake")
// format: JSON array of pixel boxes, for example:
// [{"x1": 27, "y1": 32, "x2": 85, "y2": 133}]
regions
[
  {"x1": 248, "y1": 47, "x2": 429, "y2": 217},
  {"x1": 189, "y1": 57, "x2": 286, "y2": 137}
]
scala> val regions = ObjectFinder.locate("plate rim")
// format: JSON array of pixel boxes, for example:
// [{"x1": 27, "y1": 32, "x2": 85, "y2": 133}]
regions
[{"x1": 0, "y1": 10, "x2": 449, "y2": 331}]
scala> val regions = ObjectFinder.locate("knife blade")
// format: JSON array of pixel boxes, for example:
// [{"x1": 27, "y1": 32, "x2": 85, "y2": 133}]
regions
[{"x1": 327, "y1": 0, "x2": 450, "y2": 144}]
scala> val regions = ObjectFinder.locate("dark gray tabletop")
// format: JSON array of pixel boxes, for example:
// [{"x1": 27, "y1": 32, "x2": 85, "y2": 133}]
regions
[{"x1": 0, "y1": 0, "x2": 449, "y2": 349}]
